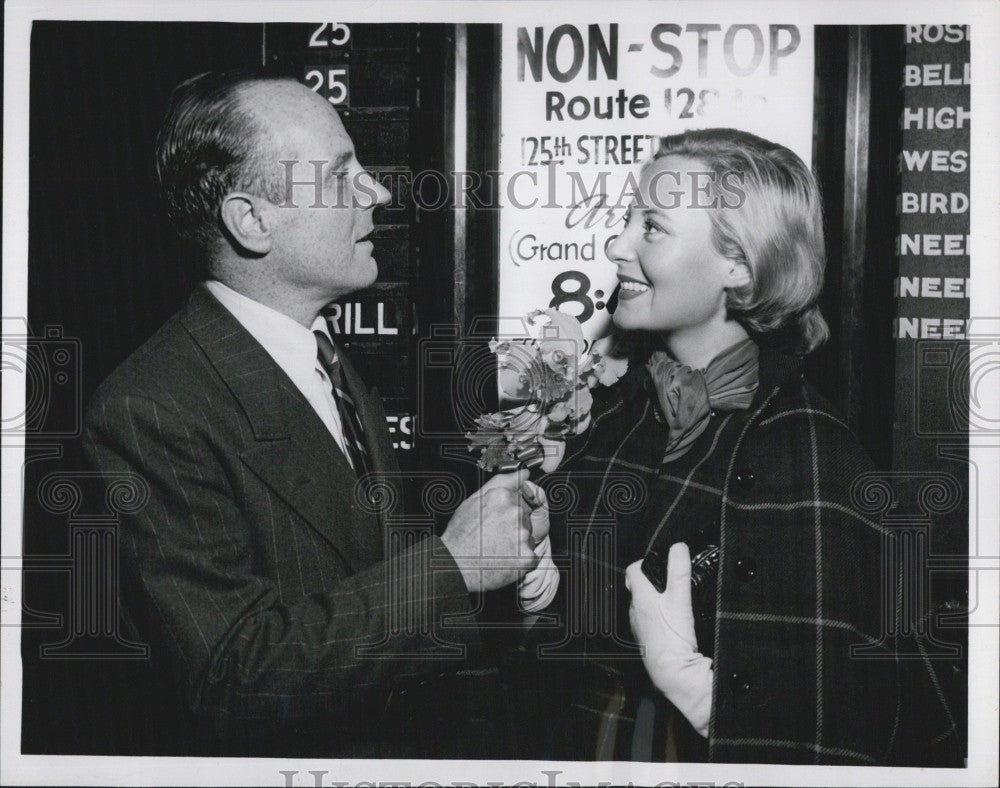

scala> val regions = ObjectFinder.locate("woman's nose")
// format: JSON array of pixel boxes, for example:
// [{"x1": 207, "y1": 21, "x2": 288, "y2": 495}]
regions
[{"x1": 605, "y1": 231, "x2": 636, "y2": 265}]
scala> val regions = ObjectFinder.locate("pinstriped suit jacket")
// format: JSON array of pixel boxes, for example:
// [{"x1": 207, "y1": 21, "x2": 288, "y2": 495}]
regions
[{"x1": 83, "y1": 285, "x2": 479, "y2": 756}]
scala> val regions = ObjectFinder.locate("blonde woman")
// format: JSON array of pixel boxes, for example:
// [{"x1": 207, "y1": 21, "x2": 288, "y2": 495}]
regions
[{"x1": 520, "y1": 129, "x2": 960, "y2": 765}]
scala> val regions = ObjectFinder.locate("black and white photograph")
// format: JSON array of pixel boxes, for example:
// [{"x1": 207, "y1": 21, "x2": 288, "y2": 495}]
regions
[{"x1": 2, "y1": 1, "x2": 997, "y2": 786}]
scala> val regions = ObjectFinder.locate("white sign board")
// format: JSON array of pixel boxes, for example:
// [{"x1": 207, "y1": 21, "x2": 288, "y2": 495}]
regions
[{"x1": 498, "y1": 20, "x2": 815, "y2": 339}]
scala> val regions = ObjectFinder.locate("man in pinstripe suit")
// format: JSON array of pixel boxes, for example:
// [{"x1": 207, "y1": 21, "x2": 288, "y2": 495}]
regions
[{"x1": 83, "y1": 72, "x2": 539, "y2": 756}]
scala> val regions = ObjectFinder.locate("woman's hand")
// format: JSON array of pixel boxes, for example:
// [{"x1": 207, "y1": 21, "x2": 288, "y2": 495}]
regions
[
  {"x1": 625, "y1": 543, "x2": 713, "y2": 737},
  {"x1": 520, "y1": 479, "x2": 550, "y2": 544},
  {"x1": 517, "y1": 480, "x2": 559, "y2": 613},
  {"x1": 518, "y1": 534, "x2": 559, "y2": 613}
]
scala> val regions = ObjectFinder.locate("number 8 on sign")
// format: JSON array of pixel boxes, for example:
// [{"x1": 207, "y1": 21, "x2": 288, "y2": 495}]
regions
[{"x1": 550, "y1": 271, "x2": 595, "y2": 323}]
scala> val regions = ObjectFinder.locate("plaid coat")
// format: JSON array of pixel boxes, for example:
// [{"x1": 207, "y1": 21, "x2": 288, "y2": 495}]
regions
[{"x1": 523, "y1": 343, "x2": 961, "y2": 765}]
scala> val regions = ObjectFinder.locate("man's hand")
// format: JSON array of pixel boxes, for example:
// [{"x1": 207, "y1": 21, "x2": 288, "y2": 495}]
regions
[
  {"x1": 625, "y1": 543, "x2": 713, "y2": 738},
  {"x1": 441, "y1": 470, "x2": 539, "y2": 593}
]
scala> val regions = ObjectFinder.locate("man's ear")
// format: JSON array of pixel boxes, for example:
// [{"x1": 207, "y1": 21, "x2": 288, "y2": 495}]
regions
[{"x1": 219, "y1": 193, "x2": 272, "y2": 255}]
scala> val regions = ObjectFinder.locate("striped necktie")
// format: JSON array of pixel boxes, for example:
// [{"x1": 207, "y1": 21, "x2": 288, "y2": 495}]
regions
[{"x1": 314, "y1": 331, "x2": 371, "y2": 476}]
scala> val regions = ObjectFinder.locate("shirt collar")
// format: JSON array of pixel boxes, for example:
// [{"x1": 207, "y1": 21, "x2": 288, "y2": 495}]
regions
[{"x1": 204, "y1": 280, "x2": 332, "y2": 391}]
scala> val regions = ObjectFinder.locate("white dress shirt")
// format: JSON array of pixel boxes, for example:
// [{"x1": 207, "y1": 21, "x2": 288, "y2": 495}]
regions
[{"x1": 204, "y1": 280, "x2": 356, "y2": 466}]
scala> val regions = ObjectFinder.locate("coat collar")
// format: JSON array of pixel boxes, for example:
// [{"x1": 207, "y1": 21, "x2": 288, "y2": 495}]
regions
[
  {"x1": 177, "y1": 284, "x2": 386, "y2": 569},
  {"x1": 751, "y1": 343, "x2": 803, "y2": 407},
  {"x1": 179, "y1": 285, "x2": 293, "y2": 440}
]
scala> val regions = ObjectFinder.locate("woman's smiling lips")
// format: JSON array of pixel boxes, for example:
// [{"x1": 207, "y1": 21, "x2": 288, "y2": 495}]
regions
[{"x1": 617, "y1": 274, "x2": 651, "y2": 300}]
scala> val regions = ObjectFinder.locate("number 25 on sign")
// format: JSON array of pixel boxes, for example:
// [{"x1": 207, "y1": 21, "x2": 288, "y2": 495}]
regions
[
  {"x1": 304, "y1": 67, "x2": 350, "y2": 106},
  {"x1": 308, "y1": 23, "x2": 351, "y2": 47}
]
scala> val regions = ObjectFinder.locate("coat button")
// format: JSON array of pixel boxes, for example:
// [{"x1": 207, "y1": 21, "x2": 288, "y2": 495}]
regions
[
  {"x1": 730, "y1": 672, "x2": 752, "y2": 694},
  {"x1": 735, "y1": 557, "x2": 757, "y2": 581},
  {"x1": 735, "y1": 467, "x2": 755, "y2": 489}
]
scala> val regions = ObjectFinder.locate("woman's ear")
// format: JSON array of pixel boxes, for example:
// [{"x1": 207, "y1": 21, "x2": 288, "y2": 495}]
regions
[
  {"x1": 219, "y1": 193, "x2": 272, "y2": 255},
  {"x1": 726, "y1": 261, "x2": 752, "y2": 289}
]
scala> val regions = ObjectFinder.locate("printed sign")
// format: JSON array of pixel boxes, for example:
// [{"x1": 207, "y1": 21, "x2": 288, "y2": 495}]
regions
[
  {"x1": 893, "y1": 24, "x2": 971, "y2": 341},
  {"x1": 498, "y1": 20, "x2": 814, "y2": 339}
]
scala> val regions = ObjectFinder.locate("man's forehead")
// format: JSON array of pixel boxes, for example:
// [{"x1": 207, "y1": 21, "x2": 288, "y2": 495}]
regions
[{"x1": 239, "y1": 79, "x2": 354, "y2": 156}]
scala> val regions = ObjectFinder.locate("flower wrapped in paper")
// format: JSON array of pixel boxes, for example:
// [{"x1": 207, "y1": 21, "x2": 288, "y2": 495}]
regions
[{"x1": 467, "y1": 309, "x2": 628, "y2": 473}]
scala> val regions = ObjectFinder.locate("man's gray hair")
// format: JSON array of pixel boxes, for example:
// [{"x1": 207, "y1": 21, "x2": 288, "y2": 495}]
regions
[{"x1": 154, "y1": 70, "x2": 291, "y2": 260}]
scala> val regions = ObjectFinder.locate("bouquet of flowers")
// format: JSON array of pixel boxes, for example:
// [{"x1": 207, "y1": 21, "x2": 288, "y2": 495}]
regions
[{"x1": 467, "y1": 309, "x2": 629, "y2": 473}]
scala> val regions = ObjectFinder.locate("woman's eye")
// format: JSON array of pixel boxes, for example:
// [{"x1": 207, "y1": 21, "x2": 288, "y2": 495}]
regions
[{"x1": 643, "y1": 219, "x2": 664, "y2": 235}]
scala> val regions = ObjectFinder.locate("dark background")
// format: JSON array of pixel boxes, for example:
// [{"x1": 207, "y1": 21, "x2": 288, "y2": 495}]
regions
[{"x1": 19, "y1": 22, "x2": 967, "y2": 756}]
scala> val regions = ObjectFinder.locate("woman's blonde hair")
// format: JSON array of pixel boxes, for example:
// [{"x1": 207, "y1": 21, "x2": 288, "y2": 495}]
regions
[{"x1": 654, "y1": 128, "x2": 829, "y2": 353}]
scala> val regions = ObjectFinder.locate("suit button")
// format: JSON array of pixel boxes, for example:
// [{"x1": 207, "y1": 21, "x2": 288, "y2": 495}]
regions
[
  {"x1": 731, "y1": 672, "x2": 752, "y2": 695},
  {"x1": 735, "y1": 468, "x2": 755, "y2": 489},
  {"x1": 735, "y1": 557, "x2": 757, "y2": 581}
]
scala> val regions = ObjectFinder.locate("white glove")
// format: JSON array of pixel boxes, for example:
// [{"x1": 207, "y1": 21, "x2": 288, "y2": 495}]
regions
[
  {"x1": 518, "y1": 534, "x2": 559, "y2": 613},
  {"x1": 625, "y1": 543, "x2": 713, "y2": 737},
  {"x1": 518, "y1": 480, "x2": 558, "y2": 613},
  {"x1": 520, "y1": 479, "x2": 549, "y2": 544}
]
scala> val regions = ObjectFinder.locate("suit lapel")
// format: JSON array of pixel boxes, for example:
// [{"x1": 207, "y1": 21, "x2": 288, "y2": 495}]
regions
[{"x1": 179, "y1": 285, "x2": 383, "y2": 571}]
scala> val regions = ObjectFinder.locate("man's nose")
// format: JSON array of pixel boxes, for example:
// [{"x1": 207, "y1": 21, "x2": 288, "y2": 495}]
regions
[{"x1": 356, "y1": 170, "x2": 391, "y2": 209}]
